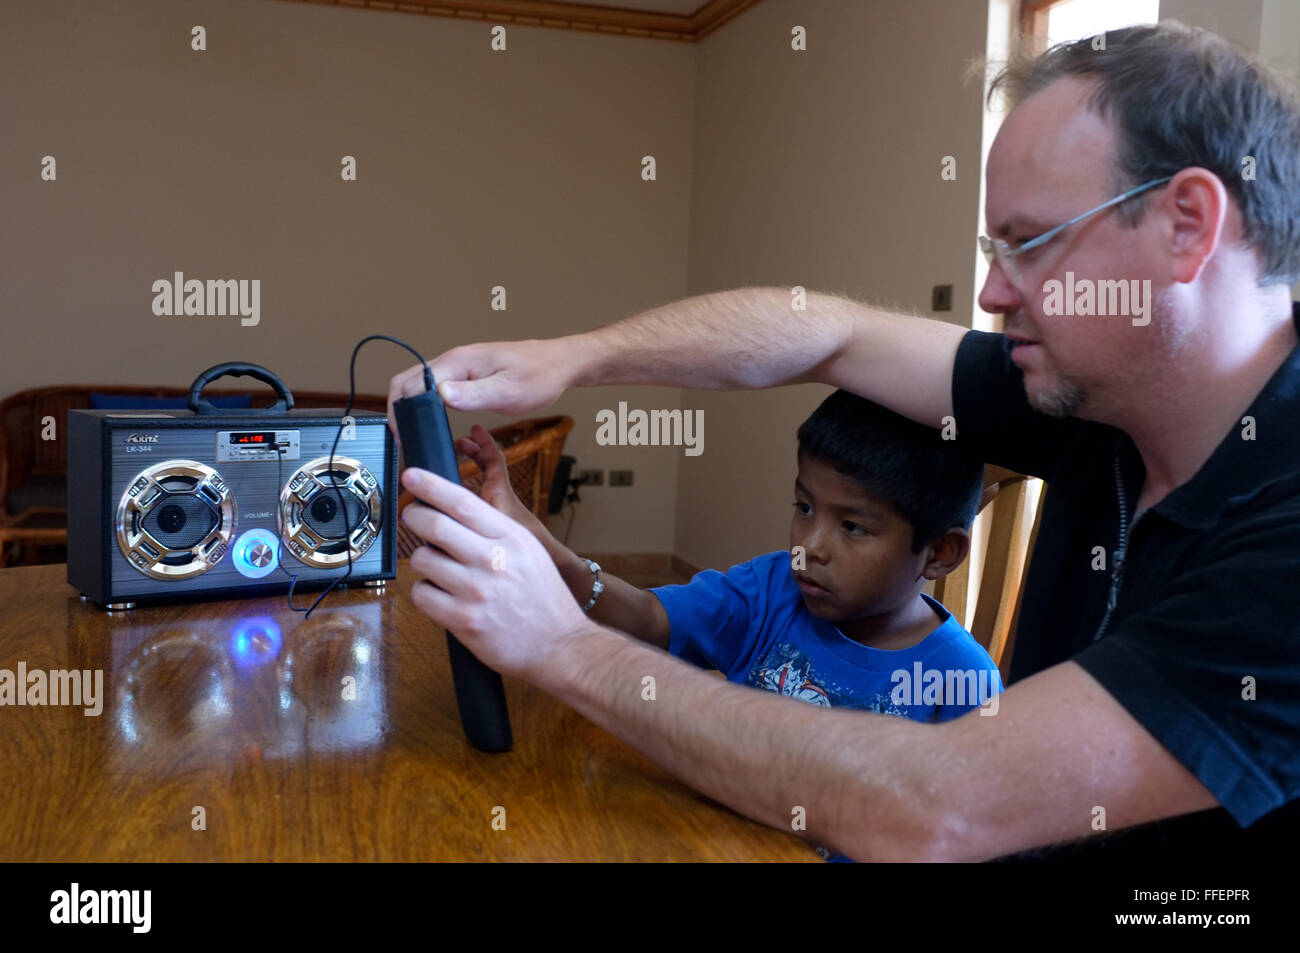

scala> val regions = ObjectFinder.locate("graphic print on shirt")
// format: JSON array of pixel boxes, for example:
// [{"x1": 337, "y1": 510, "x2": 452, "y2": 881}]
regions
[{"x1": 747, "y1": 642, "x2": 907, "y2": 715}]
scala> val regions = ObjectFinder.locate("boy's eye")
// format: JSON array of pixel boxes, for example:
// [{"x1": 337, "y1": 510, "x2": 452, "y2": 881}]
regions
[
  {"x1": 842, "y1": 521, "x2": 867, "y2": 536},
  {"x1": 792, "y1": 500, "x2": 810, "y2": 515}
]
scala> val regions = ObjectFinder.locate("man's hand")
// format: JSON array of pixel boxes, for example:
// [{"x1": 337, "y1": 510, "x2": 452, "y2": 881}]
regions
[
  {"x1": 399, "y1": 467, "x2": 591, "y2": 679},
  {"x1": 387, "y1": 338, "x2": 577, "y2": 444},
  {"x1": 454, "y1": 425, "x2": 673, "y2": 649},
  {"x1": 453, "y1": 424, "x2": 544, "y2": 538}
]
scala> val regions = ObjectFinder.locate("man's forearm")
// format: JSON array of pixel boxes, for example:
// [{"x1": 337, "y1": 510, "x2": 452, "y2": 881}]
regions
[
  {"x1": 563, "y1": 286, "x2": 963, "y2": 426},
  {"x1": 535, "y1": 621, "x2": 956, "y2": 861},
  {"x1": 571, "y1": 287, "x2": 859, "y2": 391}
]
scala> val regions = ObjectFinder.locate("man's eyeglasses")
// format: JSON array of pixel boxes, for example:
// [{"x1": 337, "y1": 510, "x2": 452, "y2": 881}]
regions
[{"x1": 978, "y1": 175, "x2": 1174, "y2": 290}]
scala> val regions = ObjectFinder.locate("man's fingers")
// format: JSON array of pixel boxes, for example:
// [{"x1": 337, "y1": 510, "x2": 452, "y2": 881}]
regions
[
  {"x1": 408, "y1": 544, "x2": 474, "y2": 599},
  {"x1": 410, "y1": 575, "x2": 463, "y2": 632},
  {"x1": 401, "y1": 468, "x2": 515, "y2": 538},
  {"x1": 400, "y1": 498, "x2": 489, "y2": 566},
  {"x1": 429, "y1": 344, "x2": 502, "y2": 411},
  {"x1": 387, "y1": 345, "x2": 489, "y2": 441}
]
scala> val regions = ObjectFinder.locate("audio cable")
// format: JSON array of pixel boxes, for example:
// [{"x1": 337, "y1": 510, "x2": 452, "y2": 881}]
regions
[{"x1": 275, "y1": 334, "x2": 434, "y2": 619}]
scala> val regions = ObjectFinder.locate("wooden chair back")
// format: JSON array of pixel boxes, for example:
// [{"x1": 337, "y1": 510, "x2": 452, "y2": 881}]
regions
[{"x1": 933, "y1": 465, "x2": 1045, "y2": 680}]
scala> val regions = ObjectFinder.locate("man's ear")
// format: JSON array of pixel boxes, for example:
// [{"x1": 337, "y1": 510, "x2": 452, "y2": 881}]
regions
[{"x1": 921, "y1": 527, "x2": 971, "y2": 581}]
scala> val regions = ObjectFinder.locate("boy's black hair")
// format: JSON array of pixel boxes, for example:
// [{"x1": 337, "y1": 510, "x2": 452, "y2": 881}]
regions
[{"x1": 796, "y1": 390, "x2": 985, "y2": 553}]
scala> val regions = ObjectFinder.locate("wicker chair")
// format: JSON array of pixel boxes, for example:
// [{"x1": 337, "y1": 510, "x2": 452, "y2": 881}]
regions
[{"x1": 395, "y1": 416, "x2": 573, "y2": 560}]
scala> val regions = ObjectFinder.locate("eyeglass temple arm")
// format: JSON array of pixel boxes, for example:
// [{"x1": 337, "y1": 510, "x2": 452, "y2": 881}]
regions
[{"x1": 1018, "y1": 175, "x2": 1175, "y2": 254}]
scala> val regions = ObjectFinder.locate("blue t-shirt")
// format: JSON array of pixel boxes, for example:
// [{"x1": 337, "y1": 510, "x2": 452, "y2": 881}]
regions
[
  {"x1": 650, "y1": 550, "x2": 1004, "y2": 862},
  {"x1": 650, "y1": 550, "x2": 1003, "y2": 720}
]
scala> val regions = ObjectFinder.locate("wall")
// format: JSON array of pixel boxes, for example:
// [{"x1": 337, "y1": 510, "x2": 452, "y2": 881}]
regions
[
  {"x1": 1162, "y1": 0, "x2": 1300, "y2": 301},
  {"x1": 0, "y1": 0, "x2": 696, "y2": 553},
  {"x1": 676, "y1": 0, "x2": 990, "y2": 570}
]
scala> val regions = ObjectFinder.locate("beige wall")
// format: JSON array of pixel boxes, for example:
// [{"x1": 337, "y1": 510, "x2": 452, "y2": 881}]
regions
[
  {"x1": 0, "y1": 0, "x2": 694, "y2": 554},
  {"x1": 675, "y1": 0, "x2": 989, "y2": 570},
  {"x1": 1162, "y1": 0, "x2": 1300, "y2": 301},
  {"x1": 1160, "y1": 0, "x2": 1264, "y2": 49}
]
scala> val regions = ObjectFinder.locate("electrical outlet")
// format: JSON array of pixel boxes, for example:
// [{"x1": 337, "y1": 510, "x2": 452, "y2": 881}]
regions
[
  {"x1": 609, "y1": 470, "x2": 634, "y2": 487},
  {"x1": 575, "y1": 468, "x2": 603, "y2": 486},
  {"x1": 932, "y1": 284, "x2": 954, "y2": 311}
]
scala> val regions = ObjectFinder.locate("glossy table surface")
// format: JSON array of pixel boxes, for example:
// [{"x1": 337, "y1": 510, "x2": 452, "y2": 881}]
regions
[{"x1": 0, "y1": 563, "x2": 816, "y2": 861}]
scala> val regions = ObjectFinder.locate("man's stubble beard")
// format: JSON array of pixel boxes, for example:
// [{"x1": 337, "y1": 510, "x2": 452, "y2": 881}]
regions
[
  {"x1": 1026, "y1": 369, "x2": 1086, "y2": 418},
  {"x1": 1020, "y1": 288, "x2": 1180, "y2": 419}
]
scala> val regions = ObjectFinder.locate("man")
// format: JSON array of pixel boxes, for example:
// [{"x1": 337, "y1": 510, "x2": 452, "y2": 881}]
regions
[{"x1": 390, "y1": 22, "x2": 1300, "y2": 860}]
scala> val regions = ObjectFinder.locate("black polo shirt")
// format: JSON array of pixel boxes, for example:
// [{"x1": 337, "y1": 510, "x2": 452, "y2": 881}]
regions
[{"x1": 952, "y1": 301, "x2": 1300, "y2": 858}]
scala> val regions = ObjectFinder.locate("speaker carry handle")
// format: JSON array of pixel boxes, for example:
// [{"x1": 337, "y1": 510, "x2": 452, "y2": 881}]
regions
[{"x1": 187, "y1": 363, "x2": 295, "y2": 415}]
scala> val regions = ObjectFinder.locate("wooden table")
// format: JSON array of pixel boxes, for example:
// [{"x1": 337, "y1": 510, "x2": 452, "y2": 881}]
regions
[{"x1": 0, "y1": 563, "x2": 816, "y2": 862}]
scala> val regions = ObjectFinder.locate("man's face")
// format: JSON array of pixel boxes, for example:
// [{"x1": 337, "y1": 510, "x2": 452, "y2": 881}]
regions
[{"x1": 979, "y1": 77, "x2": 1175, "y2": 420}]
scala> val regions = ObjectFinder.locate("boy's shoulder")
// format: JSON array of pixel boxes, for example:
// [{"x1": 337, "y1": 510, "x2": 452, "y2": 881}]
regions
[
  {"x1": 914, "y1": 595, "x2": 1002, "y2": 672},
  {"x1": 678, "y1": 550, "x2": 798, "y2": 596},
  {"x1": 649, "y1": 550, "x2": 803, "y2": 626}
]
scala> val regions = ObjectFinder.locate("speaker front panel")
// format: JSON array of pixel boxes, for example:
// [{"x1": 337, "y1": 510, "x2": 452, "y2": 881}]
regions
[{"x1": 105, "y1": 419, "x2": 391, "y2": 597}]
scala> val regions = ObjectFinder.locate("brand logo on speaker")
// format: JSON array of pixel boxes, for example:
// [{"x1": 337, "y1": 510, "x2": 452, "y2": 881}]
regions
[{"x1": 124, "y1": 433, "x2": 159, "y2": 453}]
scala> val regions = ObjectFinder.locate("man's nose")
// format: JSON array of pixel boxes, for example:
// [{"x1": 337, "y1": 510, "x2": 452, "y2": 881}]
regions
[{"x1": 978, "y1": 259, "x2": 1023, "y2": 317}]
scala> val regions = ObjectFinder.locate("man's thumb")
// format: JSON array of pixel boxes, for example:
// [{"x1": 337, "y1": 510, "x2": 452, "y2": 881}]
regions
[
  {"x1": 440, "y1": 375, "x2": 513, "y2": 411},
  {"x1": 438, "y1": 379, "x2": 471, "y2": 408}
]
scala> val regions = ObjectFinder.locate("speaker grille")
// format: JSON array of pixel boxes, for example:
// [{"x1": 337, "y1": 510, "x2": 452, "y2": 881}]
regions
[
  {"x1": 141, "y1": 480, "x2": 220, "y2": 551},
  {"x1": 300, "y1": 473, "x2": 370, "y2": 548},
  {"x1": 116, "y1": 461, "x2": 236, "y2": 579},
  {"x1": 279, "y1": 456, "x2": 382, "y2": 568}
]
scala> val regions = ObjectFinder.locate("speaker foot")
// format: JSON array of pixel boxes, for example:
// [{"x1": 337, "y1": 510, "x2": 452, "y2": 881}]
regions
[
  {"x1": 362, "y1": 579, "x2": 387, "y2": 589},
  {"x1": 106, "y1": 601, "x2": 137, "y2": 611}
]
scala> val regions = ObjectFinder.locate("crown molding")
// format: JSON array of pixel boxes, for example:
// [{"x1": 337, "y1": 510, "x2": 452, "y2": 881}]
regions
[{"x1": 273, "y1": 0, "x2": 762, "y2": 42}]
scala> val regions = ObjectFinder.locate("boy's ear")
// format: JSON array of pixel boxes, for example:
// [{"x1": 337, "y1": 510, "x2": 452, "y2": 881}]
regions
[{"x1": 921, "y1": 527, "x2": 970, "y2": 581}]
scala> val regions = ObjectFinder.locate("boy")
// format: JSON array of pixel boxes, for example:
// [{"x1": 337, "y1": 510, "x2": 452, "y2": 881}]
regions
[{"x1": 454, "y1": 390, "x2": 1002, "y2": 855}]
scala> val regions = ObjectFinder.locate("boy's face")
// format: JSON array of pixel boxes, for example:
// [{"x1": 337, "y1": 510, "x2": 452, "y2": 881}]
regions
[{"x1": 788, "y1": 453, "x2": 929, "y2": 621}]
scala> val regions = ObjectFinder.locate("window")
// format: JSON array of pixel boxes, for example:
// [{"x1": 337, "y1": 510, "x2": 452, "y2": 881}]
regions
[{"x1": 1020, "y1": 0, "x2": 1161, "y2": 57}]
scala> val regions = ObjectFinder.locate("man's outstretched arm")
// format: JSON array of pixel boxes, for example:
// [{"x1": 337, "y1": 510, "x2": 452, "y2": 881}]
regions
[
  {"x1": 531, "y1": 624, "x2": 1218, "y2": 861},
  {"x1": 388, "y1": 288, "x2": 966, "y2": 429}
]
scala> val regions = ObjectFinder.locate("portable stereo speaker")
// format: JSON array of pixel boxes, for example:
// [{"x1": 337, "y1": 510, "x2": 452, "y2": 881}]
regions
[{"x1": 66, "y1": 363, "x2": 398, "y2": 609}]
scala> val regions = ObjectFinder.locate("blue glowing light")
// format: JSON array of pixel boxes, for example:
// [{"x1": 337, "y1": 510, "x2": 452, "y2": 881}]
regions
[
  {"x1": 229, "y1": 616, "x2": 282, "y2": 667},
  {"x1": 232, "y1": 528, "x2": 280, "y2": 579}
]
